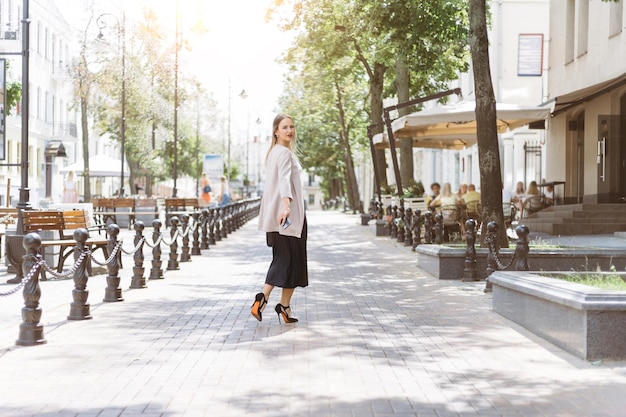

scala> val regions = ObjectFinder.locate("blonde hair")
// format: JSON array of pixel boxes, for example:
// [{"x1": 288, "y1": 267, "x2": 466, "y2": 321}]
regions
[
  {"x1": 527, "y1": 181, "x2": 540, "y2": 195},
  {"x1": 441, "y1": 182, "x2": 453, "y2": 197},
  {"x1": 266, "y1": 114, "x2": 299, "y2": 162}
]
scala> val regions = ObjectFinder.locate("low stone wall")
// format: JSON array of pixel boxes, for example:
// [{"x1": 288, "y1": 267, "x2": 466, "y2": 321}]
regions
[
  {"x1": 415, "y1": 245, "x2": 626, "y2": 280},
  {"x1": 490, "y1": 271, "x2": 626, "y2": 361}
]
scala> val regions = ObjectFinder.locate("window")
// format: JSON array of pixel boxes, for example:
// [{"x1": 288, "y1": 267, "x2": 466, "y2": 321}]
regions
[
  {"x1": 36, "y1": 86, "x2": 40, "y2": 119},
  {"x1": 610, "y1": 0, "x2": 623, "y2": 37},
  {"x1": 577, "y1": 0, "x2": 589, "y2": 56},
  {"x1": 565, "y1": 0, "x2": 575, "y2": 63},
  {"x1": 308, "y1": 194, "x2": 315, "y2": 206},
  {"x1": 45, "y1": 91, "x2": 49, "y2": 122}
]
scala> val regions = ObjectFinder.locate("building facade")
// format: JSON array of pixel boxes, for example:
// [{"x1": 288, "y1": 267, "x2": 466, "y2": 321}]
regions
[
  {"x1": 0, "y1": 0, "x2": 77, "y2": 207},
  {"x1": 546, "y1": 0, "x2": 626, "y2": 204}
]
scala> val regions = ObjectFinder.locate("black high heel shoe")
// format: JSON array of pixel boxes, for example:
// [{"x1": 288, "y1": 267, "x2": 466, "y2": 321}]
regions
[
  {"x1": 275, "y1": 303, "x2": 298, "y2": 323},
  {"x1": 251, "y1": 293, "x2": 267, "y2": 321}
]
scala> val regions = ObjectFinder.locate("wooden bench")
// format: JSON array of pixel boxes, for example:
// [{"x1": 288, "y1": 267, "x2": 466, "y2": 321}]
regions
[
  {"x1": 165, "y1": 198, "x2": 200, "y2": 222},
  {"x1": 22, "y1": 209, "x2": 109, "y2": 272},
  {"x1": 93, "y1": 198, "x2": 159, "y2": 229}
]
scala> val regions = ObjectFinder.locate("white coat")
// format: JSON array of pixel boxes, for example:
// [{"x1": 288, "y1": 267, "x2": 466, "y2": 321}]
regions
[{"x1": 257, "y1": 144, "x2": 305, "y2": 238}]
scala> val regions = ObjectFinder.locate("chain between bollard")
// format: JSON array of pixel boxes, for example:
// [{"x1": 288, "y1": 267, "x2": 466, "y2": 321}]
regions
[
  {"x1": 39, "y1": 250, "x2": 90, "y2": 280},
  {"x1": 485, "y1": 232, "x2": 516, "y2": 270},
  {"x1": 143, "y1": 234, "x2": 163, "y2": 249},
  {"x1": 120, "y1": 237, "x2": 146, "y2": 255},
  {"x1": 91, "y1": 240, "x2": 123, "y2": 266},
  {"x1": 160, "y1": 229, "x2": 180, "y2": 246},
  {"x1": 0, "y1": 261, "x2": 38, "y2": 297}
]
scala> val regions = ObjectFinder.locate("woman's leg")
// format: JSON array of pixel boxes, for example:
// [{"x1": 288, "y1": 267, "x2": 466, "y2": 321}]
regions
[
  {"x1": 262, "y1": 283, "x2": 274, "y2": 304},
  {"x1": 280, "y1": 287, "x2": 295, "y2": 306}
]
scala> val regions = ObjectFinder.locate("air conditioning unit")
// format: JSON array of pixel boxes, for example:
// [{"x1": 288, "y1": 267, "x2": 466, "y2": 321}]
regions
[{"x1": 4, "y1": 31, "x2": 17, "y2": 40}]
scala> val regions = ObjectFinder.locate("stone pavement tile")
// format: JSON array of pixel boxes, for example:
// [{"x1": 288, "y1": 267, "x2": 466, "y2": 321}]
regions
[{"x1": 1, "y1": 210, "x2": 626, "y2": 416}]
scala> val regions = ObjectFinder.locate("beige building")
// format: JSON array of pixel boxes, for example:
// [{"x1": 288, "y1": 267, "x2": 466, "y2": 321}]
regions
[{"x1": 546, "y1": 0, "x2": 626, "y2": 204}]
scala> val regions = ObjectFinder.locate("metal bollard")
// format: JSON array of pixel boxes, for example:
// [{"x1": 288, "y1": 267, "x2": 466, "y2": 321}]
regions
[
  {"x1": 180, "y1": 213, "x2": 191, "y2": 262},
  {"x1": 150, "y1": 219, "x2": 164, "y2": 280},
  {"x1": 396, "y1": 206, "x2": 405, "y2": 243},
  {"x1": 68, "y1": 228, "x2": 93, "y2": 320},
  {"x1": 403, "y1": 208, "x2": 413, "y2": 247},
  {"x1": 434, "y1": 213, "x2": 444, "y2": 244},
  {"x1": 129, "y1": 221, "x2": 147, "y2": 289},
  {"x1": 214, "y1": 208, "x2": 222, "y2": 241},
  {"x1": 167, "y1": 216, "x2": 180, "y2": 271},
  {"x1": 16, "y1": 233, "x2": 46, "y2": 346},
  {"x1": 191, "y1": 211, "x2": 202, "y2": 255},
  {"x1": 103, "y1": 224, "x2": 124, "y2": 302},
  {"x1": 514, "y1": 224, "x2": 530, "y2": 271},
  {"x1": 209, "y1": 208, "x2": 218, "y2": 244},
  {"x1": 462, "y1": 219, "x2": 478, "y2": 282},
  {"x1": 220, "y1": 207, "x2": 228, "y2": 239},
  {"x1": 423, "y1": 211, "x2": 433, "y2": 244},
  {"x1": 200, "y1": 209, "x2": 210, "y2": 250},
  {"x1": 390, "y1": 205, "x2": 398, "y2": 239},
  {"x1": 412, "y1": 209, "x2": 422, "y2": 250},
  {"x1": 484, "y1": 221, "x2": 500, "y2": 293}
]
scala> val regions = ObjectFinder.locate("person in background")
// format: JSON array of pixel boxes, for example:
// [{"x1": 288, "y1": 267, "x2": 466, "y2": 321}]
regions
[
  {"x1": 62, "y1": 171, "x2": 79, "y2": 203},
  {"x1": 201, "y1": 172, "x2": 212, "y2": 207},
  {"x1": 511, "y1": 181, "x2": 525, "y2": 219},
  {"x1": 251, "y1": 114, "x2": 307, "y2": 324},
  {"x1": 463, "y1": 183, "x2": 480, "y2": 204},
  {"x1": 426, "y1": 182, "x2": 441, "y2": 207},
  {"x1": 218, "y1": 175, "x2": 231, "y2": 207},
  {"x1": 543, "y1": 183, "x2": 554, "y2": 206},
  {"x1": 456, "y1": 183, "x2": 468, "y2": 199}
]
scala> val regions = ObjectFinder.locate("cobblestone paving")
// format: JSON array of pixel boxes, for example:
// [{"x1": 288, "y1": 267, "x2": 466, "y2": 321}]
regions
[{"x1": 0, "y1": 210, "x2": 625, "y2": 417}]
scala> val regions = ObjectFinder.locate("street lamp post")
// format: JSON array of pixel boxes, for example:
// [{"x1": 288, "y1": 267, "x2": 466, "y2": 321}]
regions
[
  {"x1": 239, "y1": 89, "x2": 248, "y2": 197},
  {"x1": 172, "y1": 0, "x2": 180, "y2": 198},
  {"x1": 97, "y1": 11, "x2": 126, "y2": 197}
]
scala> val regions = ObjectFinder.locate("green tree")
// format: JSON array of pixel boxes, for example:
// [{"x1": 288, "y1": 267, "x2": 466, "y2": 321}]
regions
[
  {"x1": 269, "y1": 0, "x2": 469, "y2": 197},
  {"x1": 469, "y1": 0, "x2": 506, "y2": 246}
]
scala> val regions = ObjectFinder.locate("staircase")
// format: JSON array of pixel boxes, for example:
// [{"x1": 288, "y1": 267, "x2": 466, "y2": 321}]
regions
[{"x1": 519, "y1": 203, "x2": 626, "y2": 235}]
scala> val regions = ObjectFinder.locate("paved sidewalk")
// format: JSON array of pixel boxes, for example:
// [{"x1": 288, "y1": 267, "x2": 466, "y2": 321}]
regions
[{"x1": 0, "y1": 210, "x2": 625, "y2": 417}]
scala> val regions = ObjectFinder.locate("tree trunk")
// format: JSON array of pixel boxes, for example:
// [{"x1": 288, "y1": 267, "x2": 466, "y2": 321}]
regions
[
  {"x1": 396, "y1": 55, "x2": 414, "y2": 189},
  {"x1": 335, "y1": 80, "x2": 361, "y2": 212},
  {"x1": 80, "y1": 96, "x2": 91, "y2": 203},
  {"x1": 469, "y1": 0, "x2": 507, "y2": 247},
  {"x1": 370, "y1": 62, "x2": 388, "y2": 188}
]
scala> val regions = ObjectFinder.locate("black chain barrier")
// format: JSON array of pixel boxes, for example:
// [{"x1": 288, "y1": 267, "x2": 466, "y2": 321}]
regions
[{"x1": 2, "y1": 197, "x2": 261, "y2": 347}]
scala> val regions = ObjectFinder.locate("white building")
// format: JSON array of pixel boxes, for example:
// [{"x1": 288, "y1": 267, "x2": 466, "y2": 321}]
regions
[
  {"x1": 0, "y1": 0, "x2": 77, "y2": 207},
  {"x1": 366, "y1": 0, "x2": 550, "y2": 203},
  {"x1": 545, "y1": 0, "x2": 626, "y2": 204}
]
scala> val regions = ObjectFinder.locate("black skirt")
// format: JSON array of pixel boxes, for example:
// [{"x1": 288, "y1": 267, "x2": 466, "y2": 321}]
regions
[{"x1": 265, "y1": 218, "x2": 308, "y2": 288}]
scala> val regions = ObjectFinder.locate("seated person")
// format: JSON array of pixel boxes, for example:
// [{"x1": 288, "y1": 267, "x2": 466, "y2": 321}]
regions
[
  {"x1": 522, "y1": 181, "x2": 544, "y2": 216},
  {"x1": 511, "y1": 181, "x2": 525, "y2": 220},
  {"x1": 425, "y1": 182, "x2": 441, "y2": 207},
  {"x1": 430, "y1": 182, "x2": 465, "y2": 240},
  {"x1": 543, "y1": 184, "x2": 554, "y2": 206},
  {"x1": 463, "y1": 183, "x2": 481, "y2": 223}
]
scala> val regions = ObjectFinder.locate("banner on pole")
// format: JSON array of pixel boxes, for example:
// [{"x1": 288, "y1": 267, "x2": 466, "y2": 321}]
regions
[{"x1": 203, "y1": 154, "x2": 223, "y2": 181}]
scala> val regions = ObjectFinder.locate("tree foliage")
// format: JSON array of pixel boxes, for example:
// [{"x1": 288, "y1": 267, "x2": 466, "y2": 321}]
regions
[{"x1": 268, "y1": 0, "x2": 469, "y2": 200}]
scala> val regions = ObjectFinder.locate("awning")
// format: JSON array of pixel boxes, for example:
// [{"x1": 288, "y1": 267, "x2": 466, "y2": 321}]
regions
[
  {"x1": 44, "y1": 141, "x2": 66, "y2": 157},
  {"x1": 376, "y1": 100, "x2": 550, "y2": 150},
  {"x1": 60, "y1": 154, "x2": 130, "y2": 177},
  {"x1": 550, "y1": 72, "x2": 626, "y2": 116}
]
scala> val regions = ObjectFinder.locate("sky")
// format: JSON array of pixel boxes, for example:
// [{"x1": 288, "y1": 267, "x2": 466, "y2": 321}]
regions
[{"x1": 56, "y1": 0, "x2": 296, "y2": 139}]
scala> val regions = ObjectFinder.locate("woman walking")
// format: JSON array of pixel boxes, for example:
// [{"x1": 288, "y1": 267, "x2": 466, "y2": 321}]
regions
[{"x1": 251, "y1": 114, "x2": 307, "y2": 324}]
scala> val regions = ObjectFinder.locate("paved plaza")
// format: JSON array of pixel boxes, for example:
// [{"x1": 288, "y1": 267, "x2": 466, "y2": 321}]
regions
[{"x1": 0, "y1": 210, "x2": 626, "y2": 417}]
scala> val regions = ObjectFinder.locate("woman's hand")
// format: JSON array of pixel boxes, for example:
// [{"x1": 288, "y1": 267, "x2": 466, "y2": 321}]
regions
[
  {"x1": 277, "y1": 208, "x2": 290, "y2": 227},
  {"x1": 277, "y1": 197, "x2": 292, "y2": 227}
]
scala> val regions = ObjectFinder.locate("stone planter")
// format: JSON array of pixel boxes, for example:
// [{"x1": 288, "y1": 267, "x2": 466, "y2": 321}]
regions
[
  {"x1": 404, "y1": 197, "x2": 428, "y2": 212},
  {"x1": 415, "y1": 244, "x2": 626, "y2": 280},
  {"x1": 490, "y1": 271, "x2": 626, "y2": 361}
]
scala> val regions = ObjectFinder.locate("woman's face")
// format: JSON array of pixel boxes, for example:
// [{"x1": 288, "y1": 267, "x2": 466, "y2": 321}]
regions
[{"x1": 275, "y1": 117, "x2": 295, "y2": 146}]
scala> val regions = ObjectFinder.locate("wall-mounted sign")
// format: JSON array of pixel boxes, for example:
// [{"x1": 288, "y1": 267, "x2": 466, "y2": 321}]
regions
[{"x1": 518, "y1": 33, "x2": 544, "y2": 77}]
